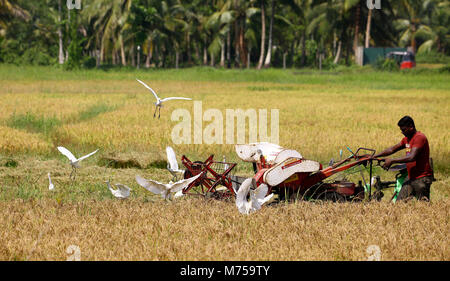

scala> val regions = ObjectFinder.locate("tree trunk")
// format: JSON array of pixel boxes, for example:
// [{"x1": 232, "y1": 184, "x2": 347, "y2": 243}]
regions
[
  {"x1": 301, "y1": 32, "x2": 306, "y2": 66},
  {"x1": 100, "y1": 41, "x2": 104, "y2": 64},
  {"x1": 264, "y1": 0, "x2": 275, "y2": 68},
  {"x1": 112, "y1": 48, "x2": 116, "y2": 65},
  {"x1": 131, "y1": 43, "x2": 135, "y2": 66},
  {"x1": 95, "y1": 49, "x2": 100, "y2": 67},
  {"x1": 58, "y1": 0, "x2": 64, "y2": 64},
  {"x1": 345, "y1": 38, "x2": 350, "y2": 65},
  {"x1": 203, "y1": 45, "x2": 208, "y2": 65},
  {"x1": 186, "y1": 32, "x2": 192, "y2": 65},
  {"x1": 411, "y1": 22, "x2": 417, "y2": 53},
  {"x1": 220, "y1": 39, "x2": 225, "y2": 67},
  {"x1": 238, "y1": 17, "x2": 247, "y2": 67},
  {"x1": 319, "y1": 52, "x2": 323, "y2": 70},
  {"x1": 234, "y1": 20, "x2": 240, "y2": 67},
  {"x1": 290, "y1": 40, "x2": 295, "y2": 67},
  {"x1": 176, "y1": 50, "x2": 179, "y2": 69},
  {"x1": 137, "y1": 47, "x2": 140, "y2": 69},
  {"x1": 226, "y1": 29, "x2": 231, "y2": 68},
  {"x1": 210, "y1": 52, "x2": 215, "y2": 67},
  {"x1": 283, "y1": 52, "x2": 287, "y2": 69},
  {"x1": 257, "y1": 0, "x2": 266, "y2": 70},
  {"x1": 365, "y1": 8, "x2": 372, "y2": 48},
  {"x1": 333, "y1": 30, "x2": 337, "y2": 56},
  {"x1": 120, "y1": 37, "x2": 126, "y2": 66},
  {"x1": 194, "y1": 42, "x2": 200, "y2": 63},
  {"x1": 333, "y1": 41, "x2": 342, "y2": 64},
  {"x1": 353, "y1": 2, "x2": 361, "y2": 55},
  {"x1": 247, "y1": 48, "x2": 251, "y2": 69},
  {"x1": 145, "y1": 40, "x2": 153, "y2": 68}
]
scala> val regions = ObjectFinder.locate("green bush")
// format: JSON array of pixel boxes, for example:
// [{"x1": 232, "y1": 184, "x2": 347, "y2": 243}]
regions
[
  {"x1": 83, "y1": 57, "x2": 97, "y2": 69},
  {"x1": 21, "y1": 46, "x2": 53, "y2": 66},
  {"x1": 373, "y1": 57, "x2": 399, "y2": 72},
  {"x1": 416, "y1": 51, "x2": 450, "y2": 64},
  {"x1": 438, "y1": 64, "x2": 450, "y2": 73},
  {"x1": 0, "y1": 39, "x2": 20, "y2": 64}
]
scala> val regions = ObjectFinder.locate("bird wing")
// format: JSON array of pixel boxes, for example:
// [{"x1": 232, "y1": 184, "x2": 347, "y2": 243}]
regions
[
  {"x1": 135, "y1": 175, "x2": 167, "y2": 195},
  {"x1": 166, "y1": 146, "x2": 179, "y2": 171},
  {"x1": 57, "y1": 146, "x2": 77, "y2": 162},
  {"x1": 114, "y1": 183, "x2": 131, "y2": 198},
  {"x1": 250, "y1": 184, "x2": 271, "y2": 211},
  {"x1": 77, "y1": 149, "x2": 99, "y2": 162},
  {"x1": 173, "y1": 190, "x2": 184, "y2": 199},
  {"x1": 114, "y1": 183, "x2": 131, "y2": 192},
  {"x1": 160, "y1": 97, "x2": 192, "y2": 102},
  {"x1": 235, "y1": 177, "x2": 253, "y2": 215},
  {"x1": 168, "y1": 173, "x2": 202, "y2": 194},
  {"x1": 136, "y1": 79, "x2": 159, "y2": 101}
]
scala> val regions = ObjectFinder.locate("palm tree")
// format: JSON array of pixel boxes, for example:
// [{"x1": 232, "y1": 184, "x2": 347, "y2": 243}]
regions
[
  {"x1": 417, "y1": 1, "x2": 449, "y2": 54},
  {"x1": 224, "y1": 0, "x2": 258, "y2": 68},
  {"x1": 263, "y1": 0, "x2": 274, "y2": 68},
  {"x1": 256, "y1": 0, "x2": 266, "y2": 69},
  {"x1": 0, "y1": 0, "x2": 29, "y2": 31},
  {"x1": 85, "y1": 0, "x2": 132, "y2": 65},
  {"x1": 206, "y1": 0, "x2": 236, "y2": 67},
  {"x1": 395, "y1": 0, "x2": 435, "y2": 53}
]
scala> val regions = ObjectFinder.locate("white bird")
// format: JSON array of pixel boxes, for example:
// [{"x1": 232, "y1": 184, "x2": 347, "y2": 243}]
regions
[
  {"x1": 48, "y1": 172, "x2": 54, "y2": 191},
  {"x1": 135, "y1": 173, "x2": 202, "y2": 200},
  {"x1": 136, "y1": 79, "x2": 192, "y2": 118},
  {"x1": 105, "y1": 181, "x2": 131, "y2": 199},
  {"x1": 57, "y1": 146, "x2": 99, "y2": 180},
  {"x1": 235, "y1": 142, "x2": 284, "y2": 163},
  {"x1": 166, "y1": 146, "x2": 184, "y2": 181},
  {"x1": 235, "y1": 178, "x2": 273, "y2": 215}
]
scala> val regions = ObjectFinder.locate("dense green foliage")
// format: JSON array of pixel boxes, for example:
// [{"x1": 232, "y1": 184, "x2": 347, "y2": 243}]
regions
[{"x1": 0, "y1": 0, "x2": 449, "y2": 69}]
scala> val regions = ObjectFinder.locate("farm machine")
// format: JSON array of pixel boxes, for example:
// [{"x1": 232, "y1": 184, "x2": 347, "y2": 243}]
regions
[{"x1": 179, "y1": 143, "x2": 405, "y2": 203}]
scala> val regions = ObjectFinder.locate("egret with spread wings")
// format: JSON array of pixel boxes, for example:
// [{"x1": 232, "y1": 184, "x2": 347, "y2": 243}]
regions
[
  {"x1": 57, "y1": 146, "x2": 99, "y2": 180},
  {"x1": 136, "y1": 79, "x2": 192, "y2": 118},
  {"x1": 135, "y1": 173, "x2": 202, "y2": 200}
]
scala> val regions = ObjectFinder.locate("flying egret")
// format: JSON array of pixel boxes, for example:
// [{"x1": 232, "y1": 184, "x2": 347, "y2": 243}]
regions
[
  {"x1": 166, "y1": 146, "x2": 184, "y2": 181},
  {"x1": 136, "y1": 79, "x2": 192, "y2": 118},
  {"x1": 57, "y1": 146, "x2": 99, "y2": 180},
  {"x1": 105, "y1": 181, "x2": 131, "y2": 199},
  {"x1": 135, "y1": 173, "x2": 202, "y2": 200},
  {"x1": 48, "y1": 172, "x2": 54, "y2": 191},
  {"x1": 235, "y1": 178, "x2": 273, "y2": 215}
]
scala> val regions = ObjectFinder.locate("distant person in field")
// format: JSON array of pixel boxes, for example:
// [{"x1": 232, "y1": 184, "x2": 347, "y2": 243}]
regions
[{"x1": 374, "y1": 116, "x2": 434, "y2": 201}]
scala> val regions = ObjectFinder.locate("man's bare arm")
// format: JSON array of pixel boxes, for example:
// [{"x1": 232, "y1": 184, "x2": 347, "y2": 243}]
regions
[
  {"x1": 382, "y1": 147, "x2": 421, "y2": 170},
  {"x1": 374, "y1": 142, "x2": 404, "y2": 158}
]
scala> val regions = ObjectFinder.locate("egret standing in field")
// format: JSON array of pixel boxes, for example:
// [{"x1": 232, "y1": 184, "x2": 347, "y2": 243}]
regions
[
  {"x1": 57, "y1": 146, "x2": 99, "y2": 180},
  {"x1": 48, "y1": 172, "x2": 54, "y2": 191},
  {"x1": 136, "y1": 79, "x2": 192, "y2": 118}
]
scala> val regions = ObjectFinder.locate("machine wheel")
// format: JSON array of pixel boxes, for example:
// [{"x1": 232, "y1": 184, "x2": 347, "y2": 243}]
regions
[{"x1": 318, "y1": 191, "x2": 346, "y2": 203}]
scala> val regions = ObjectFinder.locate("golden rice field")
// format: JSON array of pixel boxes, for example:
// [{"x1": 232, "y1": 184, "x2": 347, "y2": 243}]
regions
[{"x1": 0, "y1": 65, "x2": 449, "y2": 260}]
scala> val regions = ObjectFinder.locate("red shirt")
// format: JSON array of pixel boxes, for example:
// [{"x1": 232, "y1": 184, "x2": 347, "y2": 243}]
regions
[{"x1": 400, "y1": 131, "x2": 433, "y2": 180}]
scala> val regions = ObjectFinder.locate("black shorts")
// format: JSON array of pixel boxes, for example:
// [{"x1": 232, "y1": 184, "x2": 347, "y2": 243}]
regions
[{"x1": 397, "y1": 176, "x2": 433, "y2": 201}]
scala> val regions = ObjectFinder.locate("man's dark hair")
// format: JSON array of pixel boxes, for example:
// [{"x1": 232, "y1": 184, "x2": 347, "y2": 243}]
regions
[{"x1": 398, "y1": 116, "x2": 415, "y2": 128}]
